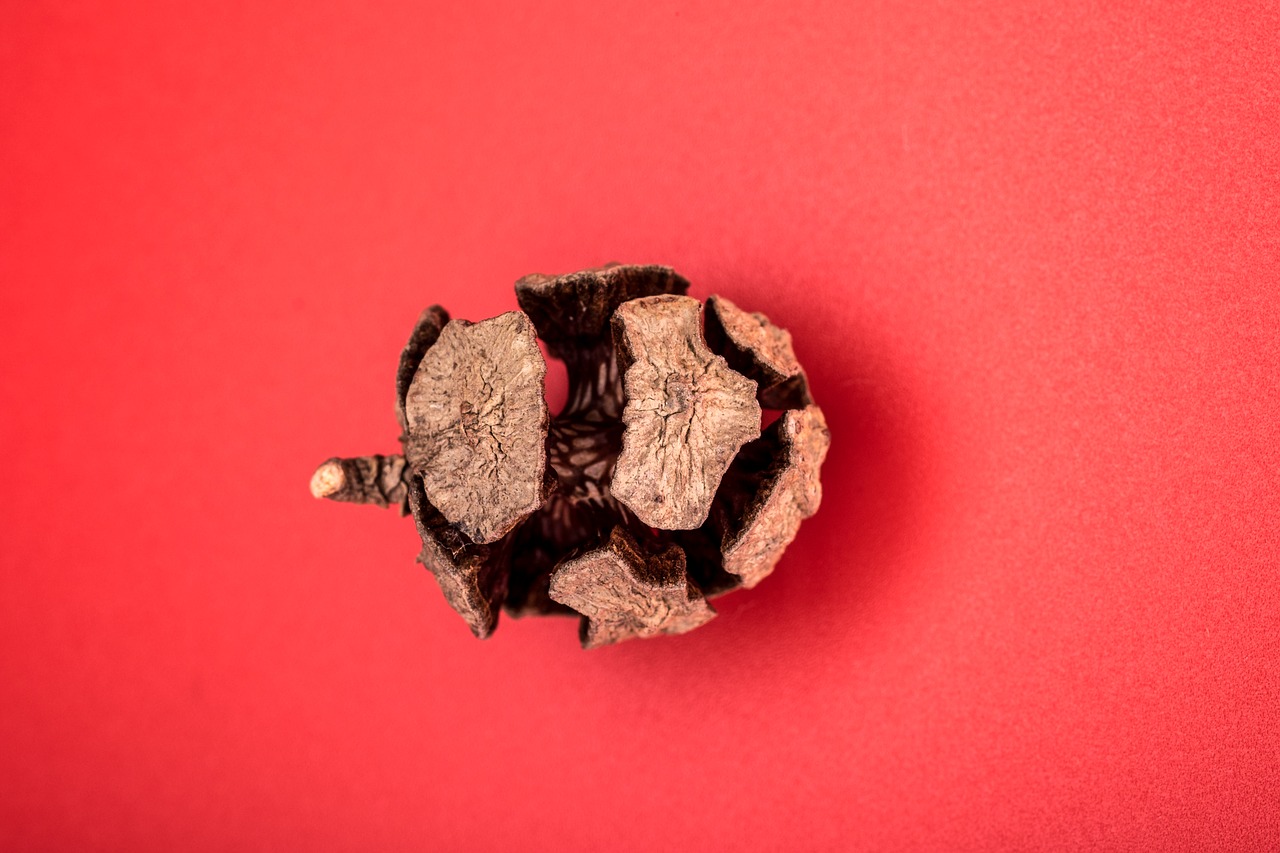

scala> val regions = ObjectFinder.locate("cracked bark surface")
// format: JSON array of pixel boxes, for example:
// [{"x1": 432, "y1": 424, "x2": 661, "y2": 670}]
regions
[
  {"x1": 403, "y1": 311, "x2": 549, "y2": 545},
  {"x1": 548, "y1": 527, "x2": 715, "y2": 649},
  {"x1": 310, "y1": 265, "x2": 829, "y2": 647},
  {"x1": 515, "y1": 264, "x2": 689, "y2": 361},
  {"x1": 705, "y1": 294, "x2": 812, "y2": 410},
  {"x1": 395, "y1": 305, "x2": 450, "y2": 436},
  {"x1": 717, "y1": 405, "x2": 831, "y2": 588},
  {"x1": 406, "y1": 474, "x2": 508, "y2": 638},
  {"x1": 611, "y1": 295, "x2": 761, "y2": 530}
]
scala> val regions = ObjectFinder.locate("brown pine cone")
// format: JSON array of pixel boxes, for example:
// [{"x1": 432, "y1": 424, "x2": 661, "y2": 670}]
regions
[{"x1": 310, "y1": 265, "x2": 830, "y2": 648}]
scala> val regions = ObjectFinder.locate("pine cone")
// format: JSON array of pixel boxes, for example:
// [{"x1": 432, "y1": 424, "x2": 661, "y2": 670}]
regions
[{"x1": 310, "y1": 265, "x2": 830, "y2": 648}]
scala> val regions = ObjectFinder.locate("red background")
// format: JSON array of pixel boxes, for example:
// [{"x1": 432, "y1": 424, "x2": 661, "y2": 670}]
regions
[{"x1": 3, "y1": 1, "x2": 1278, "y2": 849}]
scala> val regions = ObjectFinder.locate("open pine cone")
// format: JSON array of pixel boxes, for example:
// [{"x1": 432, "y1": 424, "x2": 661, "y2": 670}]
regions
[{"x1": 310, "y1": 265, "x2": 829, "y2": 648}]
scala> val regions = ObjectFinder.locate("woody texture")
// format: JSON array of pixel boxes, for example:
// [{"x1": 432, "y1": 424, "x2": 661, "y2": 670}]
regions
[{"x1": 310, "y1": 265, "x2": 830, "y2": 648}]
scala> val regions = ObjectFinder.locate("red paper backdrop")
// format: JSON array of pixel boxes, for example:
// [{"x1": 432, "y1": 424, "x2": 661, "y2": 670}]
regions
[{"x1": 3, "y1": 2, "x2": 1278, "y2": 849}]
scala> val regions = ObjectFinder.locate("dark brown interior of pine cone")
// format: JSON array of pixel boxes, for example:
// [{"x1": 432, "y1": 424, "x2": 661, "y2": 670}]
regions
[{"x1": 310, "y1": 265, "x2": 828, "y2": 646}]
